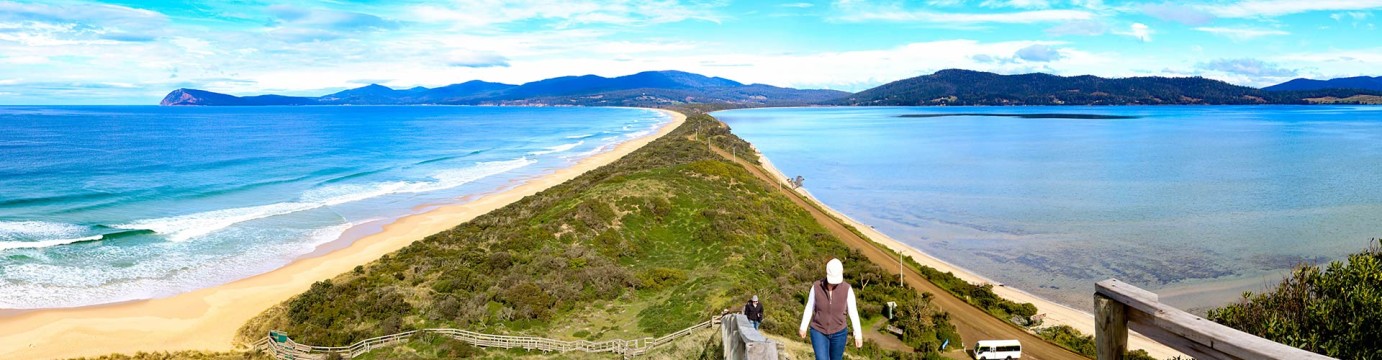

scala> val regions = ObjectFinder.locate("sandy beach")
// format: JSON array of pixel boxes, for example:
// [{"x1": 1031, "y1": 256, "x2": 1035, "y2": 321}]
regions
[
  {"x1": 0, "y1": 109, "x2": 685, "y2": 360},
  {"x1": 753, "y1": 153, "x2": 1185, "y2": 359}
]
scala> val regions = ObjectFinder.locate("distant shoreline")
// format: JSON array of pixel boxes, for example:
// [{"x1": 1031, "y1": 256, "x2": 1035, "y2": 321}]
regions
[
  {"x1": 734, "y1": 120, "x2": 1185, "y2": 359},
  {"x1": 0, "y1": 109, "x2": 686, "y2": 360}
]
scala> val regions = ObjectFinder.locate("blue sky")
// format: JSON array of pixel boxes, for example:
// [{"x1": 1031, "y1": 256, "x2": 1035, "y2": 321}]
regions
[{"x1": 0, "y1": 0, "x2": 1378, "y2": 104}]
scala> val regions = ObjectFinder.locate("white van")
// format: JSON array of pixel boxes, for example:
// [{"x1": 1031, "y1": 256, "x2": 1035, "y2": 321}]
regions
[{"x1": 974, "y1": 340, "x2": 1022, "y2": 359}]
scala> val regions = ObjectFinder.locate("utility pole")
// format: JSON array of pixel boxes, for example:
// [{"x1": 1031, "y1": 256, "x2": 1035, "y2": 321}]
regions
[{"x1": 899, "y1": 251, "x2": 904, "y2": 287}]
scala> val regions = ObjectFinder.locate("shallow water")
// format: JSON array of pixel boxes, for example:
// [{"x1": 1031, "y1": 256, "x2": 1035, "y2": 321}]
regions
[
  {"x1": 717, "y1": 105, "x2": 1382, "y2": 311},
  {"x1": 0, "y1": 105, "x2": 667, "y2": 309}
]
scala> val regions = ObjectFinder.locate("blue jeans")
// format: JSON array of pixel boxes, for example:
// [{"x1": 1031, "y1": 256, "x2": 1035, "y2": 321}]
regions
[
  {"x1": 751, "y1": 320, "x2": 761, "y2": 329},
  {"x1": 809, "y1": 328, "x2": 848, "y2": 360}
]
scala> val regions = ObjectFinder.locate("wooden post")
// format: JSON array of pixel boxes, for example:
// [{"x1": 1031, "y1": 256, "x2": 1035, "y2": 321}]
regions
[{"x1": 1095, "y1": 293, "x2": 1128, "y2": 360}]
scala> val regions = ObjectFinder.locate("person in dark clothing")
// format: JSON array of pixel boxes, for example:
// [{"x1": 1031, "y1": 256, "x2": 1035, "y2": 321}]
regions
[{"x1": 744, "y1": 295, "x2": 764, "y2": 329}]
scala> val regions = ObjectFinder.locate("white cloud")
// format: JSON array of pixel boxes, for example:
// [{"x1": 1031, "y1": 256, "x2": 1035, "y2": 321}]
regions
[
  {"x1": 1115, "y1": 23, "x2": 1152, "y2": 42},
  {"x1": 1046, "y1": 19, "x2": 1108, "y2": 36},
  {"x1": 445, "y1": 51, "x2": 510, "y2": 67},
  {"x1": 0, "y1": 2, "x2": 168, "y2": 42},
  {"x1": 780, "y1": 2, "x2": 815, "y2": 8},
  {"x1": 831, "y1": 1, "x2": 1095, "y2": 24},
  {"x1": 1195, "y1": 26, "x2": 1289, "y2": 40},
  {"x1": 1207, "y1": 0, "x2": 1382, "y2": 18},
  {"x1": 1196, "y1": 58, "x2": 1297, "y2": 77},
  {"x1": 264, "y1": 5, "x2": 398, "y2": 42},
  {"x1": 980, "y1": 0, "x2": 1051, "y2": 9},
  {"x1": 1141, "y1": 3, "x2": 1215, "y2": 25},
  {"x1": 1014, "y1": 44, "x2": 1063, "y2": 62},
  {"x1": 411, "y1": 0, "x2": 722, "y2": 28}
]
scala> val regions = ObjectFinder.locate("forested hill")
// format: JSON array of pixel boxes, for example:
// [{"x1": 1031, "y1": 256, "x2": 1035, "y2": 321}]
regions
[
  {"x1": 830, "y1": 69, "x2": 1381, "y2": 106},
  {"x1": 1264, "y1": 76, "x2": 1382, "y2": 92},
  {"x1": 160, "y1": 70, "x2": 847, "y2": 107}
]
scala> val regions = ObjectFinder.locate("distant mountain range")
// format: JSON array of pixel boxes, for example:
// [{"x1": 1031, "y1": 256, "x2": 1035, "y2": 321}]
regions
[
  {"x1": 162, "y1": 69, "x2": 1382, "y2": 107},
  {"x1": 160, "y1": 70, "x2": 847, "y2": 107},
  {"x1": 831, "y1": 69, "x2": 1382, "y2": 106},
  {"x1": 1263, "y1": 76, "x2": 1382, "y2": 92}
]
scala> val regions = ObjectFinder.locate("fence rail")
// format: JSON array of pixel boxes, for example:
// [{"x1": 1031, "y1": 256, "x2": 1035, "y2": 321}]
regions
[
  {"x1": 1094, "y1": 278, "x2": 1337, "y2": 360},
  {"x1": 254, "y1": 317, "x2": 720, "y2": 359}
]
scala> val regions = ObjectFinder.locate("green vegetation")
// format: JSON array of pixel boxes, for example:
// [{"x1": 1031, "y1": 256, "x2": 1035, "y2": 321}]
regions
[
  {"x1": 1207, "y1": 240, "x2": 1382, "y2": 359},
  {"x1": 902, "y1": 256, "x2": 1037, "y2": 322},
  {"x1": 66, "y1": 351, "x2": 270, "y2": 360},
  {"x1": 240, "y1": 112, "x2": 957, "y2": 357},
  {"x1": 1031, "y1": 325, "x2": 1156, "y2": 360},
  {"x1": 1305, "y1": 94, "x2": 1382, "y2": 104}
]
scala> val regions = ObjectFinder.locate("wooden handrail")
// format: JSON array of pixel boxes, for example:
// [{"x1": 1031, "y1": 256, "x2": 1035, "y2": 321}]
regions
[
  {"x1": 1094, "y1": 278, "x2": 1336, "y2": 360},
  {"x1": 255, "y1": 317, "x2": 719, "y2": 359}
]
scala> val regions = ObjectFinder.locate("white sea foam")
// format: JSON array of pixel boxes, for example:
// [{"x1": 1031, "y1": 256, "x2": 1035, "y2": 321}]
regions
[
  {"x1": 0, "y1": 221, "x2": 88, "y2": 241},
  {"x1": 528, "y1": 141, "x2": 584, "y2": 156},
  {"x1": 0, "y1": 221, "x2": 104, "y2": 251},
  {"x1": 114, "y1": 157, "x2": 536, "y2": 242},
  {"x1": 0, "y1": 222, "x2": 356, "y2": 308},
  {"x1": 0, "y1": 235, "x2": 103, "y2": 251},
  {"x1": 565, "y1": 133, "x2": 596, "y2": 139}
]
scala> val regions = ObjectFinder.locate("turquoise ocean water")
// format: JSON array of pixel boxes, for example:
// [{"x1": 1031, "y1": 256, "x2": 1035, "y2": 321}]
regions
[
  {"x1": 717, "y1": 106, "x2": 1382, "y2": 310},
  {"x1": 0, "y1": 106, "x2": 668, "y2": 309}
]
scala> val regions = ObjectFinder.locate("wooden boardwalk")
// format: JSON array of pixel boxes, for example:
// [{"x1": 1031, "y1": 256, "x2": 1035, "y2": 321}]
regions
[{"x1": 253, "y1": 317, "x2": 720, "y2": 359}]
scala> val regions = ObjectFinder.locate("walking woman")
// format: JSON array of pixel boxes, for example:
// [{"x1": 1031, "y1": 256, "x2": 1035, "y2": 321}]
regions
[{"x1": 798, "y1": 258, "x2": 862, "y2": 360}]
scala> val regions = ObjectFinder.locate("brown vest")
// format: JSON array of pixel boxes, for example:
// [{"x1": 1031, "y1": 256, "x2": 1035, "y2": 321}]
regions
[{"x1": 809, "y1": 279, "x2": 851, "y2": 334}]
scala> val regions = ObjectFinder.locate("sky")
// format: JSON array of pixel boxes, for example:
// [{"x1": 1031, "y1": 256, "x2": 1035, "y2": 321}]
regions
[{"x1": 0, "y1": 0, "x2": 1378, "y2": 104}]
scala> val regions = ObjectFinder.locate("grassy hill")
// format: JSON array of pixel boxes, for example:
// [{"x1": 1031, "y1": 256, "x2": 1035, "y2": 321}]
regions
[{"x1": 237, "y1": 111, "x2": 959, "y2": 358}]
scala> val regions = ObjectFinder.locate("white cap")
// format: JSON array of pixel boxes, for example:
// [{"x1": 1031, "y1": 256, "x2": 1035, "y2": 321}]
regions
[
  {"x1": 751, "y1": 295, "x2": 758, "y2": 302},
  {"x1": 826, "y1": 258, "x2": 844, "y2": 284}
]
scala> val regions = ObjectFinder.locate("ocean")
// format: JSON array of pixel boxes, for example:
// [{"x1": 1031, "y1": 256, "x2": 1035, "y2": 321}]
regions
[
  {"x1": 0, "y1": 105, "x2": 668, "y2": 309},
  {"x1": 717, "y1": 105, "x2": 1382, "y2": 311}
]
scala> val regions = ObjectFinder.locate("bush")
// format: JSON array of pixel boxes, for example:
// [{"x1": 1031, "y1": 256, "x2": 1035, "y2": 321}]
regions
[
  {"x1": 1207, "y1": 240, "x2": 1382, "y2": 359},
  {"x1": 501, "y1": 282, "x2": 554, "y2": 320},
  {"x1": 637, "y1": 267, "x2": 688, "y2": 290}
]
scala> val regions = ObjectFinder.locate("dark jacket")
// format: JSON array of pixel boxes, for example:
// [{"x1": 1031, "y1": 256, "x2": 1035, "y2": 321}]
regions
[{"x1": 744, "y1": 301, "x2": 764, "y2": 322}]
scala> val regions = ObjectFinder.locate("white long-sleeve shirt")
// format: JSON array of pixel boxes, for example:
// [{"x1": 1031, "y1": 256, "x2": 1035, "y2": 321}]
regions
[{"x1": 798, "y1": 284, "x2": 862, "y2": 340}]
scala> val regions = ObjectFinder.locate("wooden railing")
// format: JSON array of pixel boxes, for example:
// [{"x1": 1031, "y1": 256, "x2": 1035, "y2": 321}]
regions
[
  {"x1": 254, "y1": 317, "x2": 720, "y2": 359},
  {"x1": 720, "y1": 314, "x2": 781, "y2": 360},
  {"x1": 1094, "y1": 279, "x2": 1336, "y2": 360}
]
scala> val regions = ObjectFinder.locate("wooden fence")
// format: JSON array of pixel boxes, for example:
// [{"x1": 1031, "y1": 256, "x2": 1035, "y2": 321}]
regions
[
  {"x1": 1094, "y1": 278, "x2": 1337, "y2": 360},
  {"x1": 253, "y1": 317, "x2": 720, "y2": 359},
  {"x1": 720, "y1": 314, "x2": 781, "y2": 360}
]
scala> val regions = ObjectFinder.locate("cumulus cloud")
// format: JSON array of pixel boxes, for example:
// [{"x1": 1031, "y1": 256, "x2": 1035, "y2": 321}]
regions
[
  {"x1": 1141, "y1": 3, "x2": 1215, "y2": 25},
  {"x1": 1196, "y1": 58, "x2": 1297, "y2": 77},
  {"x1": 1014, "y1": 44, "x2": 1063, "y2": 62}
]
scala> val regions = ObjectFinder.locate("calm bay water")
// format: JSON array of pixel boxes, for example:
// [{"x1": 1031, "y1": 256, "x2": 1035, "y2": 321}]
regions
[
  {"x1": 717, "y1": 106, "x2": 1382, "y2": 310},
  {"x1": 0, "y1": 105, "x2": 667, "y2": 309}
]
